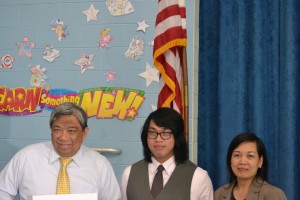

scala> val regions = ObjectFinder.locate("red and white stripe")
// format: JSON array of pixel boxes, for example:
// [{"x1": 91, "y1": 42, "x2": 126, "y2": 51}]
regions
[{"x1": 153, "y1": 0, "x2": 187, "y2": 114}]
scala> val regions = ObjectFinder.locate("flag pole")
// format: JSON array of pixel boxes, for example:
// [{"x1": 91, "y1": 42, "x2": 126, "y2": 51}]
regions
[{"x1": 182, "y1": 47, "x2": 189, "y2": 143}]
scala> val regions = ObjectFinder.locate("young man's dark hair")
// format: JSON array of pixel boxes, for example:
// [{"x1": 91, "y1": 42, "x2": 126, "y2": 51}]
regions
[{"x1": 141, "y1": 107, "x2": 188, "y2": 164}]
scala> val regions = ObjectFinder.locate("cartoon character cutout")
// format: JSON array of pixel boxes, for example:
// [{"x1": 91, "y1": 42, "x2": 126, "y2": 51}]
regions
[
  {"x1": 98, "y1": 28, "x2": 113, "y2": 49},
  {"x1": 43, "y1": 44, "x2": 60, "y2": 62},
  {"x1": 106, "y1": 0, "x2": 134, "y2": 16},
  {"x1": 30, "y1": 65, "x2": 47, "y2": 87},
  {"x1": 51, "y1": 19, "x2": 68, "y2": 41}
]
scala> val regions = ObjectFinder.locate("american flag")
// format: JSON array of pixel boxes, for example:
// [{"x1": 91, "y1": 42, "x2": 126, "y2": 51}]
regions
[{"x1": 153, "y1": 0, "x2": 187, "y2": 115}]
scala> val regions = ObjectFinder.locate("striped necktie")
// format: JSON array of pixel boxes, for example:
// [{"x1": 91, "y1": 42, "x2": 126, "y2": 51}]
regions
[{"x1": 56, "y1": 157, "x2": 73, "y2": 194}]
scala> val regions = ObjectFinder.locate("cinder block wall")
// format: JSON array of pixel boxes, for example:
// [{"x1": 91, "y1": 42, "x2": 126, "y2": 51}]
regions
[{"x1": 0, "y1": 0, "x2": 197, "y2": 182}]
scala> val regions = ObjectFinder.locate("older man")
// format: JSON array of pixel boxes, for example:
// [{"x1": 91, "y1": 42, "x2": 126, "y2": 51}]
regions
[{"x1": 0, "y1": 102, "x2": 121, "y2": 200}]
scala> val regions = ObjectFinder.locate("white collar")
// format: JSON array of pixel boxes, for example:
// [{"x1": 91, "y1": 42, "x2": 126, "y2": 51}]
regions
[
  {"x1": 150, "y1": 156, "x2": 176, "y2": 176},
  {"x1": 49, "y1": 142, "x2": 85, "y2": 167}
]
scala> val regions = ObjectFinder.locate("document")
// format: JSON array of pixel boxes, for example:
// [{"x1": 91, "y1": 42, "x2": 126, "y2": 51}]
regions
[{"x1": 32, "y1": 193, "x2": 97, "y2": 200}]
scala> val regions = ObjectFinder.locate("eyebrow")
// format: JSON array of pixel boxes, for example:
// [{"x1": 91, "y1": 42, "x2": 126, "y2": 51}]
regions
[
  {"x1": 148, "y1": 127, "x2": 171, "y2": 132},
  {"x1": 148, "y1": 126, "x2": 161, "y2": 130},
  {"x1": 233, "y1": 150, "x2": 257, "y2": 154},
  {"x1": 52, "y1": 125, "x2": 79, "y2": 129}
]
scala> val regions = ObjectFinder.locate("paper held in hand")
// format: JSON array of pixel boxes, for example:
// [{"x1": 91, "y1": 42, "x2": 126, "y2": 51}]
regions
[{"x1": 32, "y1": 193, "x2": 97, "y2": 200}]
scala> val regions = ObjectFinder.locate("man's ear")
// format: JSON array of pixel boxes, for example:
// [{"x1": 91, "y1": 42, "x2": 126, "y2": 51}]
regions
[{"x1": 83, "y1": 127, "x2": 89, "y2": 140}]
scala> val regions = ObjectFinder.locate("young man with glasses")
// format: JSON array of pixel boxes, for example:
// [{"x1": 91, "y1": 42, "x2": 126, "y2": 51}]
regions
[{"x1": 121, "y1": 107, "x2": 213, "y2": 200}]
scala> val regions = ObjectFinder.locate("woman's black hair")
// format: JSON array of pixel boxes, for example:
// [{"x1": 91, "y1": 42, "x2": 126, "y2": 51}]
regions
[{"x1": 226, "y1": 133, "x2": 269, "y2": 183}]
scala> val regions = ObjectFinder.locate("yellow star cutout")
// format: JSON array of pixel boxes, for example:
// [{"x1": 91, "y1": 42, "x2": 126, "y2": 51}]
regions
[
  {"x1": 127, "y1": 108, "x2": 138, "y2": 120},
  {"x1": 17, "y1": 93, "x2": 24, "y2": 100}
]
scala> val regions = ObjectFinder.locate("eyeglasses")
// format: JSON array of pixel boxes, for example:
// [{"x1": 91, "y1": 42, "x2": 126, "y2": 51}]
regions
[{"x1": 147, "y1": 131, "x2": 173, "y2": 140}]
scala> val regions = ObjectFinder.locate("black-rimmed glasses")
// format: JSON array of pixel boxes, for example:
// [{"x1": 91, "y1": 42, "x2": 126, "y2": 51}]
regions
[{"x1": 147, "y1": 131, "x2": 173, "y2": 140}]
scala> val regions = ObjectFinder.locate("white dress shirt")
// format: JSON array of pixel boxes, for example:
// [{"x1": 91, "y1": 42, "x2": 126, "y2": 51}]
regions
[
  {"x1": 121, "y1": 156, "x2": 214, "y2": 200},
  {"x1": 0, "y1": 141, "x2": 121, "y2": 200}
]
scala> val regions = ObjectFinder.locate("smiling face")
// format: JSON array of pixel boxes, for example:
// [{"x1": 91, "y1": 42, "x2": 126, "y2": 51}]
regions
[
  {"x1": 51, "y1": 115, "x2": 88, "y2": 157},
  {"x1": 147, "y1": 120, "x2": 175, "y2": 163},
  {"x1": 231, "y1": 141, "x2": 263, "y2": 182}
]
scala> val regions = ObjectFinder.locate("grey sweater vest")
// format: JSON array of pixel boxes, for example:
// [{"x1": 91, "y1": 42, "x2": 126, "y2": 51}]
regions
[{"x1": 127, "y1": 159, "x2": 197, "y2": 200}]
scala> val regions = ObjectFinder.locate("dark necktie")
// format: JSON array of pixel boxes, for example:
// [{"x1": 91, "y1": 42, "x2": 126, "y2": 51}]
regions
[{"x1": 151, "y1": 165, "x2": 165, "y2": 198}]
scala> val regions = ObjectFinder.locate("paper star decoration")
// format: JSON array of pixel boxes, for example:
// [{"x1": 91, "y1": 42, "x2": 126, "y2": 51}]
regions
[
  {"x1": 35, "y1": 105, "x2": 42, "y2": 112},
  {"x1": 74, "y1": 52, "x2": 95, "y2": 74},
  {"x1": 148, "y1": 40, "x2": 154, "y2": 46},
  {"x1": 83, "y1": 4, "x2": 99, "y2": 22},
  {"x1": 104, "y1": 70, "x2": 117, "y2": 82},
  {"x1": 16, "y1": 36, "x2": 35, "y2": 58},
  {"x1": 137, "y1": 20, "x2": 150, "y2": 33},
  {"x1": 151, "y1": 105, "x2": 157, "y2": 111},
  {"x1": 139, "y1": 62, "x2": 159, "y2": 87}
]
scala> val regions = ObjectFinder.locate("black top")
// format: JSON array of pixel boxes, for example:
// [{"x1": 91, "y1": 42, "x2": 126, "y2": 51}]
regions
[{"x1": 230, "y1": 189, "x2": 236, "y2": 200}]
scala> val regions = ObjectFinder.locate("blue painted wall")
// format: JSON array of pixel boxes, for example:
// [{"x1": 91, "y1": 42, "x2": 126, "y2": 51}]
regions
[{"x1": 0, "y1": 0, "x2": 197, "y2": 183}]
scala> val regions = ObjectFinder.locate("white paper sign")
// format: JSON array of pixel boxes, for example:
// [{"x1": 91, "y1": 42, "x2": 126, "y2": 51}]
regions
[{"x1": 32, "y1": 193, "x2": 97, "y2": 200}]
